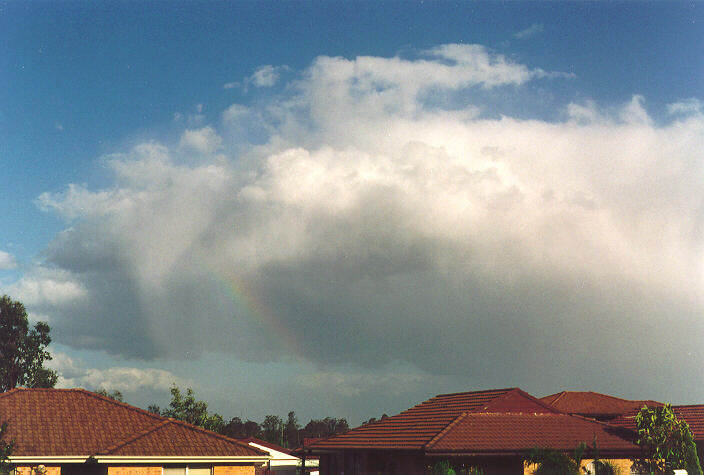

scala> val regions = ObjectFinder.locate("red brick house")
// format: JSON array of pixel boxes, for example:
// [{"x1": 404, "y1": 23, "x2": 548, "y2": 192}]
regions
[
  {"x1": 306, "y1": 387, "x2": 641, "y2": 474},
  {"x1": 0, "y1": 388, "x2": 269, "y2": 475}
]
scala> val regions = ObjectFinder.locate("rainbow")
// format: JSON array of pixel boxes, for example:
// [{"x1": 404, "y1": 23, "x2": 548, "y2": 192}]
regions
[{"x1": 212, "y1": 272, "x2": 307, "y2": 362}]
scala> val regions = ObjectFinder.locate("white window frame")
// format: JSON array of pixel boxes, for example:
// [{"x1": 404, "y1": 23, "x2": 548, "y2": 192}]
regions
[{"x1": 161, "y1": 466, "x2": 212, "y2": 475}]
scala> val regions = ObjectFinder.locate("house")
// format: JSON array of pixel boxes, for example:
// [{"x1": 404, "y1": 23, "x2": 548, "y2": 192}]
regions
[
  {"x1": 0, "y1": 388, "x2": 269, "y2": 475},
  {"x1": 237, "y1": 438, "x2": 319, "y2": 475},
  {"x1": 539, "y1": 390, "x2": 704, "y2": 465},
  {"x1": 306, "y1": 387, "x2": 641, "y2": 474}
]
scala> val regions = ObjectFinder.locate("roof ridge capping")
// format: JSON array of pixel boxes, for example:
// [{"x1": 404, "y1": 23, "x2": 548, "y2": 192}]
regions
[
  {"x1": 434, "y1": 387, "x2": 518, "y2": 398},
  {"x1": 99, "y1": 419, "x2": 171, "y2": 455},
  {"x1": 76, "y1": 388, "x2": 168, "y2": 422},
  {"x1": 0, "y1": 388, "x2": 25, "y2": 400},
  {"x1": 544, "y1": 390, "x2": 661, "y2": 405},
  {"x1": 425, "y1": 412, "x2": 468, "y2": 450},
  {"x1": 581, "y1": 391, "x2": 655, "y2": 404}
]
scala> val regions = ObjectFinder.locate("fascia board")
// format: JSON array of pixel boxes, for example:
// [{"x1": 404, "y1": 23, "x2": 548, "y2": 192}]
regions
[
  {"x1": 8, "y1": 457, "x2": 91, "y2": 464},
  {"x1": 92, "y1": 456, "x2": 271, "y2": 464}
]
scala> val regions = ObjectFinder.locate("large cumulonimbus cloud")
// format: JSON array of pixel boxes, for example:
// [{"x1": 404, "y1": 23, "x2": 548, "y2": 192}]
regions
[{"x1": 12, "y1": 45, "x2": 704, "y2": 392}]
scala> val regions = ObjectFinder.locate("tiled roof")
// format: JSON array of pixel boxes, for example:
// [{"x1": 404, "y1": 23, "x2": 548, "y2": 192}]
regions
[
  {"x1": 425, "y1": 412, "x2": 638, "y2": 455},
  {"x1": 610, "y1": 404, "x2": 704, "y2": 442},
  {"x1": 0, "y1": 388, "x2": 264, "y2": 458},
  {"x1": 540, "y1": 391, "x2": 661, "y2": 416},
  {"x1": 309, "y1": 388, "x2": 559, "y2": 451},
  {"x1": 673, "y1": 405, "x2": 704, "y2": 441}
]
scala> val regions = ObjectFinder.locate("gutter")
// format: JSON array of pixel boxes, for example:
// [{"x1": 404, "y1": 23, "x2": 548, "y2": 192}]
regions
[{"x1": 8, "y1": 456, "x2": 271, "y2": 465}]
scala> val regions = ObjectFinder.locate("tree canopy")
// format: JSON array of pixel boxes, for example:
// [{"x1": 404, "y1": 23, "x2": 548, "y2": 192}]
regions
[
  {"x1": 94, "y1": 388, "x2": 124, "y2": 402},
  {"x1": 261, "y1": 414, "x2": 284, "y2": 446},
  {"x1": 635, "y1": 404, "x2": 702, "y2": 475},
  {"x1": 147, "y1": 385, "x2": 349, "y2": 448},
  {"x1": 524, "y1": 443, "x2": 585, "y2": 475},
  {"x1": 301, "y1": 417, "x2": 349, "y2": 439},
  {"x1": 0, "y1": 295, "x2": 57, "y2": 392},
  {"x1": 152, "y1": 385, "x2": 224, "y2": 433},
  {"x1": 283, "y1": 411, "x2": 300, "y2": 448},
  {"x1": 221, "y1": 417, "x2": 262, "y2": 439}
]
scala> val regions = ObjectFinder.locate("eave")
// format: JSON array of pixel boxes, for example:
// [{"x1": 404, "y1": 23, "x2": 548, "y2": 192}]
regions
[{"x1": 8, "y1": 456, "x2": 271, "y2": 465}]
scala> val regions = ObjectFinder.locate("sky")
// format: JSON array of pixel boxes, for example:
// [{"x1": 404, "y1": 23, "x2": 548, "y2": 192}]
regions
[{"x1": 1, "y1": 1, "x2": 703, "y2": 426}]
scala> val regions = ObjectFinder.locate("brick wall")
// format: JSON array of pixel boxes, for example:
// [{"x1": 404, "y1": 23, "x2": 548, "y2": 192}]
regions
[
  {"x1": 108, "y1": 466, "x2": 162, "y2": 475},
  {"x1": 14, "y1": 464, "x2": 255, "y2": 475},
  {"x1": 14, "y1": 466, "x2": 61, "y2": 475},
  {"x1": 212, "y1": 466, "x2": 254, "y2": 475},
  {"x1": 525, "y1": 458, "x2": 634, "y2": 474}
]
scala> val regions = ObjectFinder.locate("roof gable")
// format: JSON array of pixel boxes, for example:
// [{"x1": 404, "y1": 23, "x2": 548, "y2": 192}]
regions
[
  {"x1": 0, "y1": 388, "x2": 263, "y2": 458},
  {"x1": 105, "y1": 420, "x2": 262, "y2": 457}
]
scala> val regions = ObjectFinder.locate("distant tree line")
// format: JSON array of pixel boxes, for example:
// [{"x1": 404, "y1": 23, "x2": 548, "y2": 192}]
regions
[{"x1": 147, "y1": 384, "x2": 349, "y2": 448}]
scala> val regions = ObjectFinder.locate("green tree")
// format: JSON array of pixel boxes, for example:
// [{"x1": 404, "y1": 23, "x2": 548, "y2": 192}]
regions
[
  {"x1": 243, "y1": 420, "x2": 262, "y2": 438},
  {"x1": 0, "y1": 296, "x2": 57, "y2": 392},
  {"x1": 301, "y1": 417, "x2": 349, "y2": 439},
  {"x1": 524, "y1": 442, "x2": 586, "y2": 475},
  {"x1": 635, "y1": 404, "x2": 702, "y2": 475},
  {"x1": 221, "y1": 417, "x2": 261, "y2": 439},
  {"x1": 430, "y1": 460, "x2": 456, "y2": 475},
  {"x1": 0, "y1": 422, "x2": 13, "y2": 475},
  {"x1": 261, "y1": 414, "x2": 283, "y2": 446},
  {"x1": 158, "y1": 385, "x2": 224, "y2": 433},
  {"x1": 283, "y1": 411, "x2": 300, "y2": 448}
]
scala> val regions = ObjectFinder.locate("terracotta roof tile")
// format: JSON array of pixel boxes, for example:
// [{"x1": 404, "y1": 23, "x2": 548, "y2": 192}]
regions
[
  {"x1": 309, "y1": 388, "x2": 559, "y2": 451},
  {"x1": 673, "y1": 405, "x2": 704, "y2": 441},
  {"x1": 0, "y1": 388, "x2": 263, "y2": 458},
  {"x1": 106, "y1": 420, "x2": 262, "y2": 456},
  {"x1": 540, "y1": 391, "x2": 661, "y2": 416},
  {"x1": 610, "y1": 404, "x2": 704, "y2": 442},
  {"x1": 425, "y1": 413, "x2": 638, "y2": 455}
]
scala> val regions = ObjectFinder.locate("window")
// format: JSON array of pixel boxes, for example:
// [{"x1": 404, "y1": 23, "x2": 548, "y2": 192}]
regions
[{"x1": 163, "y1": 467, "x2": 211, "y2": 475}]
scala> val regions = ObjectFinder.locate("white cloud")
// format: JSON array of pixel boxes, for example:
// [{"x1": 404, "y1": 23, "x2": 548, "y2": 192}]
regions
[
  {"x1": 18, "y1": 46, "x2": 704, "y2": 398},
  {"x1": 567, "y1": 100, "x2": 600, "y2": 123},
  {"x1": 8, "y1": 267, "x2": 86, "y2": 307},
  {"x1": 250, "y1": 65, "x2": 282, "y2": 87},
  {"x1": 49, "y1": 352, "x2": 185, "y2": 392},
  {"x1": 289, "y1": 44, "x2": 572, "y2": 130},
  {"x1": 513, "y1": 23, "x2": 544, "y2": 39},
  {"x1": 173, "y1": 105, "x2": 205, "y2": 126},
  {"x1": 620, "y1": 94, "x2": 652, "y2": 125},
  {"x1": 668, "y1": 98, "x2": 702, "y2": 116},
  {"x1": 179, "y1": 126, "x2": 223, "y2": 154},
  {"x1": 224, "y1": 65, "x2": 289, "y2": 92},
  {"x1": 0, "y1": 250, "x2": 16, "y2": 270}
]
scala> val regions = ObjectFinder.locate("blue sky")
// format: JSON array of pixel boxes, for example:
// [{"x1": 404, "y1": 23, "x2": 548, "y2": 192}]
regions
[{"x1": 1, "y1": 1, "x2": 703, "y2": 425}]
